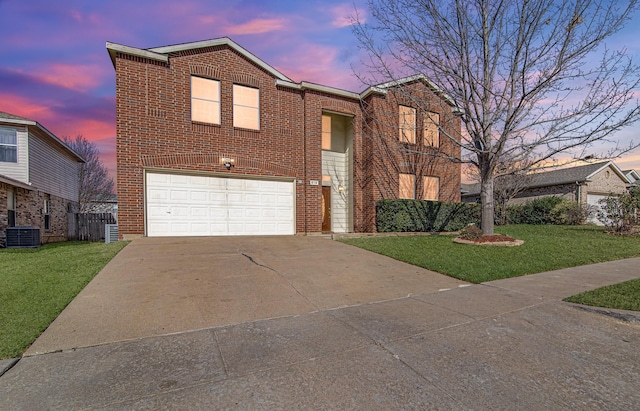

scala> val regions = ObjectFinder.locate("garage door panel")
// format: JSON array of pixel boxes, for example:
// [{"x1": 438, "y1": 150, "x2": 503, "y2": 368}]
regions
[{"x1": 146, "y1": 172, "x2": 294, "y2": 237}]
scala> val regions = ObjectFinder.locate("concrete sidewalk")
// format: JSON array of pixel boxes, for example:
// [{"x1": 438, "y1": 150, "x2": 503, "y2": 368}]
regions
[{"x1": 1, "y1": 238, "x2": 639, "y2": 409}]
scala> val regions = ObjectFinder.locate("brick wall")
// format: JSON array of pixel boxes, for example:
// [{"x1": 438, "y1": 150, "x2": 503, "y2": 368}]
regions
[
  {"x1": 359, "y1": 82, "x2": 461, "y2": 231},
  {"x1": 114, "y1": 43, "x2": 461, "y2": 237},
  {"x1": 0, "y1": 182, "x2": 75, "y2": 245}
]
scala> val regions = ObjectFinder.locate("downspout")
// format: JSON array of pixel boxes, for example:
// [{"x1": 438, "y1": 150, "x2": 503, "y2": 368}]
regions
[
  {"x1": 303, "y1": 89, "x2": 307, "y2": 234},
  {"x1": 576, "y1": 182, "x2": 581, "y2": 204}
]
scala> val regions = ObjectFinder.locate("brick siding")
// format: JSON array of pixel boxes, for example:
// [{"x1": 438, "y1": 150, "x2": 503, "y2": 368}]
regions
[
  {"x1": 1, "y1": 182, "x2": 76, "y2": 245},
  {"x1": 113, "y1": 42, "x2": 461, "y2": 237}
]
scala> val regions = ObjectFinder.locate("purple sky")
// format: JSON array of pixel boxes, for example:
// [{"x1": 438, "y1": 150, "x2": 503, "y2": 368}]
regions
[{"x1": 1, "y1": 0, "x2": 639, "y2": 184}]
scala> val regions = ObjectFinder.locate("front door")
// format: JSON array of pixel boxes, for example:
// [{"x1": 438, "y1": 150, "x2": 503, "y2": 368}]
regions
[{"x1": 322, "y1": 186, "x2": 331, "y2": 232}]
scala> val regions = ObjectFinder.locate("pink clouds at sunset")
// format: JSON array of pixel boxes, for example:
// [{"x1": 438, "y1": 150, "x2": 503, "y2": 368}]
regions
[
  {"x1": 1, "y1": 0, "x2": 640, "y2": 189},
  {"x1": 226, "y1": 18, "x2": 288, "y2": 35}
]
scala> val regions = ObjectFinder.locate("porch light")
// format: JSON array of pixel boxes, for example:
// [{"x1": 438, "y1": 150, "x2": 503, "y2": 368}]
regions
[{"x1": 222, "y1": 158, "x2": 235, "y2": 170}]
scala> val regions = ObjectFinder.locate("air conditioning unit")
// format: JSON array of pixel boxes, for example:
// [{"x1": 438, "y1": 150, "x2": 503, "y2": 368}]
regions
[
  {"x1": 105, "y1": 224, "x2": 118, "y2": 244},
  {"x1": 6, "y1": 226, "x2": 41, "y2": 248}
]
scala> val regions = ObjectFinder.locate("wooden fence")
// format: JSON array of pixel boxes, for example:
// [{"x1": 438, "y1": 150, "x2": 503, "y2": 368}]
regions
[{"x1": 68, "y1": 213, "x2": 117, "y2": 241}]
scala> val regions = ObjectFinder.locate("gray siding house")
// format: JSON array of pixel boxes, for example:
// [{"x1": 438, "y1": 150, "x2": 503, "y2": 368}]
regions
[{"x1": 0, "y1": 112, "x2": 84, "y2": 245}]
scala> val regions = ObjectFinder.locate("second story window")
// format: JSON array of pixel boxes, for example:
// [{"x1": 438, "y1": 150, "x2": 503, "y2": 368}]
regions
[
  {"x1": 191, "y1": 76, "x2": 220, "y2": 125},
  {"x1": 322, "y1": 115, "x2": 331, "y2": 150},
  {"x1": 233, "y1": 84, "x2": 260, "y2": 130},
  {"x1": 0, "y1": 126, "x2": 17, "y2": 163},
  {"x1": 424, "y1": 111, "x2": 440, "y2": 147},
  {"x1": 399, "y1": 105, "x2": 416, "y2": 143}
]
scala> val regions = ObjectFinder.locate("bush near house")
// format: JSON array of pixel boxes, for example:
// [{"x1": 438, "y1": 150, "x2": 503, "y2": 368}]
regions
[
  {"x1": 376, "y1": 199, "x2": 480, "y2": 232},
  {"x1": 597, "y1": 187, "x2": 640, "y2": 233},
  {"x1": 549, "y1": 200, "x2": 592, "y2": 225},
  {"x1": 507, "y1": 196, "x2": 564, "y2": 225}
]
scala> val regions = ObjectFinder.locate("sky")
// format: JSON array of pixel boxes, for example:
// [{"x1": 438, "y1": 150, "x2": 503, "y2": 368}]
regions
[{"x1": 1, "y1": 0, "x2": 640, "y2": 185}]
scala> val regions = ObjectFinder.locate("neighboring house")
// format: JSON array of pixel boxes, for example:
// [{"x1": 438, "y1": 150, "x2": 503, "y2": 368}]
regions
[
  {"x1": 107, "y1": 37, "x2": 461, "y2": 238},
  {"x1": 461, "y1": 161, "x2": 631, "y2": 224},
  {"x1": 623, "y1": 169, "x2": 640, "y2": 187},
  {"x1": 85, "y1": 193, "x2": 118, "y2": 218},
  {"x1": 0, "y1": 112, "x2": 84, "y2": 245}
]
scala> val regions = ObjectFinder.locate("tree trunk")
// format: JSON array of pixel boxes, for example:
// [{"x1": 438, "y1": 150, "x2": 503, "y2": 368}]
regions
[{"x1": 480, "y1": 176, "x2": 495, "y2": 236}]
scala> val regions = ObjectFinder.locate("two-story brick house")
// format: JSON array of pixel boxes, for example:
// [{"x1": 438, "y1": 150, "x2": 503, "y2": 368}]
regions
[
  {"x1": 107, "y1": 37, "x2": 461, "y2": 238},
  {"x1": 0, "y1": 112, "x2": 84, "y2": 245}
]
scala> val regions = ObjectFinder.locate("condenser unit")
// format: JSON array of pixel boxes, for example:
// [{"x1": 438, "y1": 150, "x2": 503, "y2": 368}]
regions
[{"x1": 6, "y1": 226, "x2": 41, "y2": 248}]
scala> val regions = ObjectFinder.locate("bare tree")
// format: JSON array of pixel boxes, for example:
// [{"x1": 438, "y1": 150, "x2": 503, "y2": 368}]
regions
[
  {"x1": 353, "y1": 0, "x2": 640, "y2": 235},
  {"x1": 64, "y1": 135, "x2": 114, "y2": 213}
]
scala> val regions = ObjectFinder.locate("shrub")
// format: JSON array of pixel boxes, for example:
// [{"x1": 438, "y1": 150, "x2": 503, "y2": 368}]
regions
[
  {"x1": 507, "y1": 196, "x2": 564, "y2": 224},
  {"x1": 549, "y1": 200, "x2": 591, "y2": 225},
  {"x1": 458, "y1": 223, "x2": 484, "y2": 240},
  {"x1": 376, "y1": 199, "x2": 480, "y2": 233},
  {"x1": 597, "y1": 192, "x2": 640, "y2": 233}
]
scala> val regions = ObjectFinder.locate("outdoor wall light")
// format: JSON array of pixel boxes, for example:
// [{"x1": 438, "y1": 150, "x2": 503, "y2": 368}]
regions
[
  {"x1": 338, "y1": 184, "x2": 345, "y2": 193},
  {"x1": 222, "y1": 158, "x2": 235, "y2": 170}
]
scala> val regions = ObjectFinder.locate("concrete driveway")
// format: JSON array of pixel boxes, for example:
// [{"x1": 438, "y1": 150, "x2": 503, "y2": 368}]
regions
[
  {"x1": 2, "y1": 236, "x2": 640, "y2": 409},
  {"x1": 25, "y1": 235, "x2": 467, "y2": 355}
]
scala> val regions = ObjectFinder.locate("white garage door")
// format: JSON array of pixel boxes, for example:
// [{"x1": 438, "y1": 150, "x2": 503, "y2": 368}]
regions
[
  {"x1": 587, "y1": 194, "x2": 608, "y2": 225},
  {"x1": 146, "y1": 172, "x2": 295, "y2": 236}
]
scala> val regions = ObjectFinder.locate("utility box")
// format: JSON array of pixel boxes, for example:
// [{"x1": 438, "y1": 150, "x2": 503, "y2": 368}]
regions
[
  {"x1": 105, "y1": 224, "x2": 118, "y2": 244},
  {"x1": 6, "y1": 227, "x2": 41, "y2": 248}
]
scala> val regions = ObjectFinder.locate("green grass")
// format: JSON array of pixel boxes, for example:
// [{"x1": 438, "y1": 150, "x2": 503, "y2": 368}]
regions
[
  {"x1": 340, "y1": 225, "x2": 640, "y2": 284},
  {"x1": 0, "y1": 241, "x2": 128, "y2": 359},
  {"x1": 564, "y1": 278, "x2": 640, "y2": 312}
]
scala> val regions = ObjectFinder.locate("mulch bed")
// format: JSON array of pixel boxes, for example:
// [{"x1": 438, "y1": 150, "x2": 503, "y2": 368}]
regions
[
  {"x1": 468, "y1": 235, "x2": 516, "y2": 243},
  {"x1": 453, "y1": 234, "x2": 524, "y2": 246}
]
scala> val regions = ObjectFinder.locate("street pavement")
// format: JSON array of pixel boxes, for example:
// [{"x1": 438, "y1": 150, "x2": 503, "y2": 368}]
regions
[{"x1": 1, "y1": 236, "x2": 639, "y2": 410}]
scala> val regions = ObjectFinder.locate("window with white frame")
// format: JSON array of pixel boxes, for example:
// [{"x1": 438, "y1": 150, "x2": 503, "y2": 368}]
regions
[
  {"x1": 7, "y1": 188, "x2": 16, "y2": 227},
  {"x1": 399, "y1": 173, "x2": 415, "y2": 199},
  {"x1": 44, "y1": 198, "x2": 51, "y2": 230},
  {"x1": 423, "y1": 176, "x2": 439, "y2": 201},
  {"x1": 399, "y1": 106, "x2": 416, "y2": 143},
  {"x1": 233, "y1": 84, "x2": 260, "y2": 130},
  {"x1": 0, "y1": 126, "x2": 17, "y2": 163},
  {"x1": 424, "y1": 111, "x2": 440, "y2": 147},
  {"x1": 191, "y1": 76, "x2": 220, "y2": 124}
]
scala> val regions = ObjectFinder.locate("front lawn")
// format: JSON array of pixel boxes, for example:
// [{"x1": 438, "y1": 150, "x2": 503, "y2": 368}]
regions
[
  {"x1": 0, "y1": 241, "x2": 128, "y2": 359},
  {"x1": 340, "y1": 225, "x2": 640, "y2": 284},
  {"x1": 564, "y1": 278, "x2": 640, "y2": 312}
]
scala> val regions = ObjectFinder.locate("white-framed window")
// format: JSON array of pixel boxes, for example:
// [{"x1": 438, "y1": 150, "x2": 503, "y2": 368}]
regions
[
  {"x1": 423, "y1": 176, "x2": 439, "y2": 201},
  {"x1": 191, "y1": 76, "x2": 220, "y2": 124},
  {"x1": 233, "y1": 84, "x2": 260, "y2": 130},
  {"x1": 424, "y1": 111, "x2": 440, "y2": 147},
  {"x1": 399, "y1": 105, "x2": 416, "y2": 143},
  {"x1": 7, "y1": 188, "x2": 16, "y2": 227},
  {"x1": 44, "y1": 198, "x2": 51, "y2": 231},
  {"x1": 322, "y1": 114, "x2": 331, "y2": 150},
  {"x1": 0, "y1": 126, "x2": 17, "y2": 163},
  {"x1": 399, "y1": 173, "x2": 415, "y2": 199}
]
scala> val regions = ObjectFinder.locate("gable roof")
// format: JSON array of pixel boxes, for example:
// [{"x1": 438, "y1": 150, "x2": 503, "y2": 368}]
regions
[
  {"x1": 462, "y1": 161, "x2": 630, "y2": 196},
  {"x1": 106, "y1": 37, "x2": 457, "y2": 103},
  {"x1": 0, "y1": 111, "x2": 85, "y2": 162},
  {"x1": 623, "y1": 169, "x2": 640, "y2": 183}
]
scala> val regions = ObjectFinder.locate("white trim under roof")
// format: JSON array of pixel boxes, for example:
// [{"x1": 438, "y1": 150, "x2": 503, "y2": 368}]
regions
[
  {"x1": 151, "y1": 38, "x2": 293, "y2": 82},
  {"x1": 275, "y1": 79, "x2": 385, "y2": 100},
  {"x1": 625, "y1": 169, "x2": 640, "y2": 182},
  {"x1": 376, "y1": 74, "x2": 458, "y2": 108},
  {"x1": 0, "y1": 174, "x2": 32, "y2": 190},
  {"x1": 106, "y1": 42, "x2": 169, "y2": 66},
  {"x1": 0, "y1": 116, "x2": 85, "y2": 163},
  {"x1": 586, "y1": 161, "x2": 630, "y2": 184}
]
